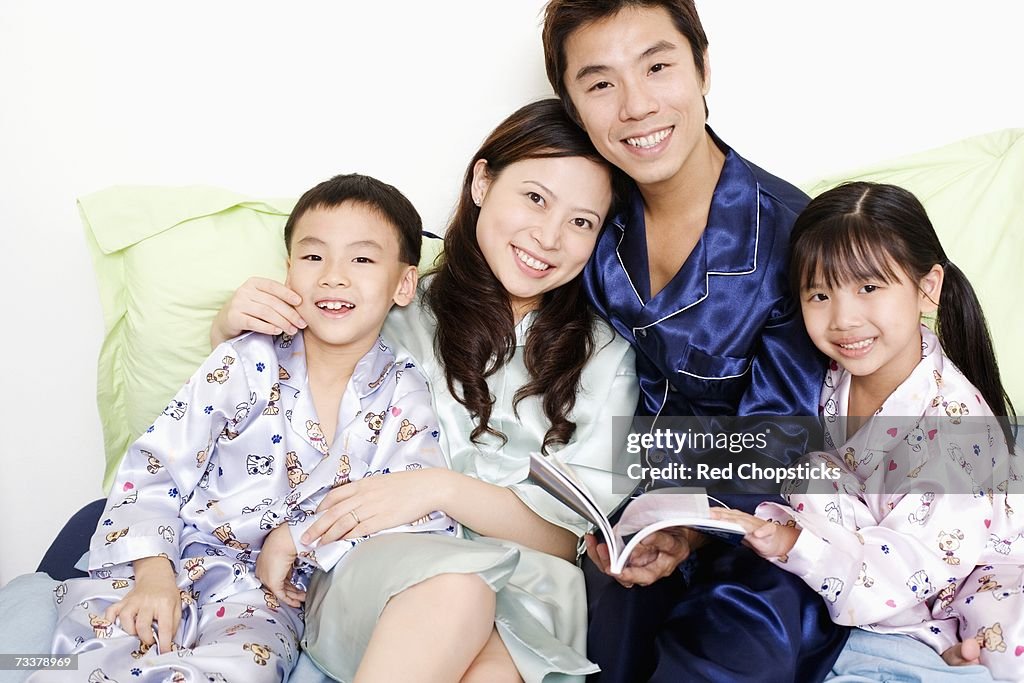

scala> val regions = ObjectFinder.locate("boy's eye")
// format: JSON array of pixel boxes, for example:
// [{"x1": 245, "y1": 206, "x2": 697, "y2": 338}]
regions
[
  {"x1": 527, "y1": 191, "x2": 545, "y2": 206},
  {"x1": 571, "y1": 217, "x2": 594, "y2": 230},
  {"x1": 352, "y1": 257, "x2": 374, "y2": 264},
  {"x1": 301, "y1": 254, "x2": 322, "y2": 262}
]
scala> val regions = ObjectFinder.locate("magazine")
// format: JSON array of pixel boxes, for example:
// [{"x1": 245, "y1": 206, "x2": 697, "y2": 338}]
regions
[{"x1": 529, "y1": 451, "x2": 746, "y2": 575}]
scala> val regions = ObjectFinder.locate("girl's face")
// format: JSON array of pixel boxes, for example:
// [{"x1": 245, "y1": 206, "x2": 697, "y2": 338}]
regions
[
  {"x1": 800, "y1": 262, "x2": 943, "y2": 393},
  {"x1": 472, "y1": 155, "x2": 612, "y2": 319}
]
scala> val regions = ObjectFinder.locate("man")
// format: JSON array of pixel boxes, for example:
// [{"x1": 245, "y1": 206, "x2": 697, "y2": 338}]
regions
[{"x1": 543, "y1": 2, "x2": 848, "y2": 680}]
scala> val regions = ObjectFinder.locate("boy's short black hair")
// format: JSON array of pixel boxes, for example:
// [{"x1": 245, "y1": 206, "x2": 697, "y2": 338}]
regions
[{"x1": 284, "y1": 173, "x2": 422, "y2": 265}]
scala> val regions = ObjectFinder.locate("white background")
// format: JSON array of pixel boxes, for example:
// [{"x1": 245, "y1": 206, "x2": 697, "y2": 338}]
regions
[{"x1": 1, "y1": 1, "x2": 1021, "y2": 585}]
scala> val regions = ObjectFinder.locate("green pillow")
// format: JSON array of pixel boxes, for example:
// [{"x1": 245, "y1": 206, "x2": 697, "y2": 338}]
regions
[
  {"x1": 801, "y1": 128, "x2": 1023, "y2": 408},
  {"x1": 82, "y1": 186, "x2": 445, "y2": 491}
]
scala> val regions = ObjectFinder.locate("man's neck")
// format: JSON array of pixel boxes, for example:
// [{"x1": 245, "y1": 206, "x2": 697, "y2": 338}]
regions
[{"x1": 637, "y1": 129, "x2": 725, "y2": 230}]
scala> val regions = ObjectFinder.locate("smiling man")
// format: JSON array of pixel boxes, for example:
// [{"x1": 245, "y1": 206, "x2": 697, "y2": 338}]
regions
[{"x1": 543, "y1": 1, "x2": 848, "y2": 681}]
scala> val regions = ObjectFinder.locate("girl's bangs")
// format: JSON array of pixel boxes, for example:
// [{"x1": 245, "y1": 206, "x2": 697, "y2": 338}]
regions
[{"x1": 794, "y1": 214, "x2": 905, "y2": 291}]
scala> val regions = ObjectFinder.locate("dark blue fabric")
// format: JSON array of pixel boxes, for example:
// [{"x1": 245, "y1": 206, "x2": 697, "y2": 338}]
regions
[
  {"x1": 583, "y1": 128, "x2": 826, "y2": 419},
  {"x1": 582, "y1": 130, "x2": 845, "y2": 680},
  {"x1": 584, "y1": 545, "x2": 849, "y2": 683},
  {"x1": 36, "y1": 498, "x2": 104, "y2": 580}
]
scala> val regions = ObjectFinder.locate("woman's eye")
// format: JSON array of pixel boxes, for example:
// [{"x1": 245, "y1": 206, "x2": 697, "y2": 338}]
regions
[
  {"x1": 650, "y1": 63, "x2": 668, "y2": 74},
  {"x1": 527, "y1": 191, "x2": 545, "y2": 206},
  {"x1": 572, "y1": 217, "x2": 594, "y2": 229},
  {"x1": 301, "y1": 254, "x2": 322, "y2": 262}
]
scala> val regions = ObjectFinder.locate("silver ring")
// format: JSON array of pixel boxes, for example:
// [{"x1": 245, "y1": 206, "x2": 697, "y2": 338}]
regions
[{"x1": 349, "y1": 509, "x2": 360, "y2": 525}]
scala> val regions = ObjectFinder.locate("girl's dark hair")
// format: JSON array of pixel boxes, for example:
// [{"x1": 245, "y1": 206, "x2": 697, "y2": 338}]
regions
[
  {"x1": 424, "y1": 99, "x2": 615, "y2": 451},
  {"x1": 790, "y1": 181, "x2": 1016, "y2": 448}
]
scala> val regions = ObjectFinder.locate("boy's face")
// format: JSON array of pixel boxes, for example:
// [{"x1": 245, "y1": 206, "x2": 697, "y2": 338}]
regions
[
  {"x1": 286, "y1": 202, "x2": 416, "y2": 351},
  {"x1": 562, "y1": 6, "x2": 709, "y2": 191}
]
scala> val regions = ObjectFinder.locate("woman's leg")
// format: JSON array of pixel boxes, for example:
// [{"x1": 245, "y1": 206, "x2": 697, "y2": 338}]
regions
[
  {"x1": 354, "y1": 573, "x2": 496, "y2": 683},
  {"x1": 460, "y1": 628, "x2": 523, "y2": 683}
]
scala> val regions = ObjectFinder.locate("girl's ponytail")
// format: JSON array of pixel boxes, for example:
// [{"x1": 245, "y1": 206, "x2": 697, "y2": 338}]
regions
[{"x1": 936, "y1": 261, "x2": 1017, "y2": 448}]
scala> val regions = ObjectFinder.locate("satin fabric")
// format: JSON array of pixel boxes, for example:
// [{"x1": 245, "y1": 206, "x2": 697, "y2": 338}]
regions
[
  {"x1": 583, "y1": 128, "x2": 825, "y2": 419},
  {"x1": 582, "y1": 130, "x2": 847, "y2": 681}
]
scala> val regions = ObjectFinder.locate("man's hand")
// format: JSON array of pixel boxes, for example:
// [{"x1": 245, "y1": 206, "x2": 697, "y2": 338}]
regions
[
  {"x1": 105, "y1": 556, "x2": 180, "y2": 653},
  {"x1": 586, "y1": 527, "x2": 701, "y2": 588},
  {"x1": 256, "y1": 524, "x2": 305, "y2": 608}
]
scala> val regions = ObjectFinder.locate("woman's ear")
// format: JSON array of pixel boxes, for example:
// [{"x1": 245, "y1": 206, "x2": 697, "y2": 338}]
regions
[
  {"x1": 470, "y1": 158, "x2": 492, "y2": 207},
  {"x1": 393, "y1": 265, "x2": 418, "y2": 307},
  {"x1": 918, "y1": 263, "x2": 945, "y2": 314}
]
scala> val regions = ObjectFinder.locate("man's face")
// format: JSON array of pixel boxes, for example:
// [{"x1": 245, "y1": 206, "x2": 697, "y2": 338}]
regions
[{"x1": 563, "y1": 5, "x2": 709, "y2": 191}]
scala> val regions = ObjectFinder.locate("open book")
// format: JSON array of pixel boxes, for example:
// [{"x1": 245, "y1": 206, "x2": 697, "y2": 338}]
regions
[{"x1": 529, "y1": 451, "x2": 745, "y2": 575}]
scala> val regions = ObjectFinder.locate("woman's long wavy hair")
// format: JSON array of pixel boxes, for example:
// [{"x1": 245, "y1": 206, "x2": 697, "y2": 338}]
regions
[
  {"x1": 424, "y1": 99, "x2": 617, "y2": 451},
  {"x1": 790, "y1": 182, "x2": 1016, "y2": 450}
]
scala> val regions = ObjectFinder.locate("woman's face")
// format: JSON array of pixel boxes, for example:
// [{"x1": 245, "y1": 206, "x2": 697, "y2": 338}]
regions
[{"x1": 472, "y1": 155, "x2": 612, "y2": 319}]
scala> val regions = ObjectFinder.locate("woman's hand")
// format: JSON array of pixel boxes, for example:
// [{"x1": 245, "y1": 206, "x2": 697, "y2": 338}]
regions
[
  {"x1": 210, "y1": 277, "x2": 305, "y2": 347},
  {"x1": 105, "y1": 556, "x2": 180, "y2": 653},
  {"x1": 255, "y1": 524, "x2": 305, "y2": 608},
  {"x1": 586, "y1": 528, "x2": 700, "y2": 588},
  {"x1": 710, "y1": 508, "x2": 800, "y2": 559},
  {"x1": 302, "y1": 469, "x2": 446, "y2": 546}
]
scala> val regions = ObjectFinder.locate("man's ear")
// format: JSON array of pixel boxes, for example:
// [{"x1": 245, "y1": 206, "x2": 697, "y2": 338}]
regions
[
  {"x1": 918, "y1": 263, "x2": 945, "y2": 314},
  {"x1": 700, "y1": 48, "x2": 711, "y2": 96},
  {"x1": 393, "y1": 265, "x2": 418, "y2": 307}
]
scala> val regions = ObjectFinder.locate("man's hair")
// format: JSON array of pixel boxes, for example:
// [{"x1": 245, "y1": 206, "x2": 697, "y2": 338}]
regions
[
  {"x1": 542, "y1": 0, "x2": 709, "y2": 124},
  {"x1": 284, "y1": 173, "x2": 422, "y2": 265}
]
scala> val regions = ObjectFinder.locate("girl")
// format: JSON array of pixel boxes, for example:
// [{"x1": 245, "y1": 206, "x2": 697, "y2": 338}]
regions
[
  {"x1": 212, "y1": 100, "x2": 639, "y2": 682},
  {"x1": 714, "y1": 182, "x2": 1021, "y2": 681}
]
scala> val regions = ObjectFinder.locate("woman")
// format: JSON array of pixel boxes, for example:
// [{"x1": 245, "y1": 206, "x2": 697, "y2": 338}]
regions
[{"x1": 212, "y1": 99, "x2": 639, "y2": 682}]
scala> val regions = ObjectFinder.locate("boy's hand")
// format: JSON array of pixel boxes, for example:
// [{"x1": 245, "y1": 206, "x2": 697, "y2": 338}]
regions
[
  {"x1": 105, "y1": 556, "x2": 180, "y2": 653},
  {"x1": 710, "y1": 508, "x2": 800, "y2": 559},
  {"x1": 256, "y1": 524, "x2": 305, "y2": 608},
  {"x1": 942, "y1": 637, "x2": 982, "y2": 667},
  {"x1": 211, "y1": 277, "x2": 305, "y2": 347}
]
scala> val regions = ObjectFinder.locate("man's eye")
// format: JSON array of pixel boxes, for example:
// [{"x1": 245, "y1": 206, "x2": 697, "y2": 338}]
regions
[{"x1": 590, "y1": 81, "x2": 612, "y2": 92}]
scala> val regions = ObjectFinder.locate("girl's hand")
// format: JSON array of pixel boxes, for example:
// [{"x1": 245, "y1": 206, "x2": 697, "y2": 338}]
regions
[
  {"x1": 942, "y1": 637, "x2": 982, "y2": 667},
  {"x1": 211, "y1": 277, "x2": 305, "y2": 346},
  {"x1": 303, "y1": 469, "x2": 445, "y2": 546},
  {"x1": 710, "y1": 508, "x2": 800, "y2": 559},
  {"x1": 255, "y1": 524, "x2": 305, "y2": 608},
  {"x1": 105, "y1": 556, "x2": 180, "y2": 653}
]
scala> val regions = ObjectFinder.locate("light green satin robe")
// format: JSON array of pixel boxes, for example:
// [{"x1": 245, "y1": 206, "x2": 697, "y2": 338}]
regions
[{"x1": 302, "y1": 286, "x2": 639, "y2": 683}]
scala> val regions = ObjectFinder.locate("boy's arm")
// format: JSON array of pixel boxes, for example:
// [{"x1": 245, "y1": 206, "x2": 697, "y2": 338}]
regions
[{"x1": 89, "y1": 341, "x2": 253, "y2": 574}]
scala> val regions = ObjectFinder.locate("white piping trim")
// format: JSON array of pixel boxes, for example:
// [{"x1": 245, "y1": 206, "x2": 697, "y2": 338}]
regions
[
  {"x1": 613, "y1": 223, "x2": 645, "y2": 307},
  {"x1": 677, "y1": 364, "x2": 752, "y2": 381}
]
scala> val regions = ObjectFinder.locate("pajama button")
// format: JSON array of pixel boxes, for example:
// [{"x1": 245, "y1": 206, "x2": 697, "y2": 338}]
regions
[{"x1": 636, "y1": 329, "x2": 647, "y2": 338}]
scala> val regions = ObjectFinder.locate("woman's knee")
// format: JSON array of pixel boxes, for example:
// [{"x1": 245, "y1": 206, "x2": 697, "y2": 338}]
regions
[{"x1": 391, "y1": 572, "x2": 496, "y2": 618}]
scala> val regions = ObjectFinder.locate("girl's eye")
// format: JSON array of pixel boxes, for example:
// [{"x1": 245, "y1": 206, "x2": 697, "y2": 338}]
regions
[
  {"x1": 860, "y1": 284, "x2": 880, "y2": 294},
  {"x1": 572, "y1": 217, "x2": 594, "y2": 230},
  {"x1": 301, "y1": 254, "x2": 322, "y2": 262},
  {"x1": 808, "y1": 292, "x2": 828, "y2": 302},
  {"x1": 527, "y1": 191, "x2": 545, "y2": 206}
]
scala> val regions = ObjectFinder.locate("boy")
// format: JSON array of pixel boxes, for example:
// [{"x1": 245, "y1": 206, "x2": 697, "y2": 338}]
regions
[{"x1": 36, "y1": 174, "x2": 455, "y2": 683}]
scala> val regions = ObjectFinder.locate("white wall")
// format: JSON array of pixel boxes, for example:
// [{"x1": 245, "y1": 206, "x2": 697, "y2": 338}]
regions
[{"x1": 1, "y1": 1, "x2": 1021, "y2": 586}]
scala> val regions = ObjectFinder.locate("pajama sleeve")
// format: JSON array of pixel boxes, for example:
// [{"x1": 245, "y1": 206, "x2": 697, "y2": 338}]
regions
[
  {"x1": 289, "y1": 365, "x2": 456, "y2": 572},
  {"x1": 757, "y1": 452, "x2": 992, "y2": 654},
  {"x1": 89, "y1": 341, "x2": 254, "y2": 574}
]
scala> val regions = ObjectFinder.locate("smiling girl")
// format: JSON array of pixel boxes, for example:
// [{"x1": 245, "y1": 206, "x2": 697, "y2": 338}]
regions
[{"x1": 714, "y1": 182, "x2": 1021, "y2": 681}]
